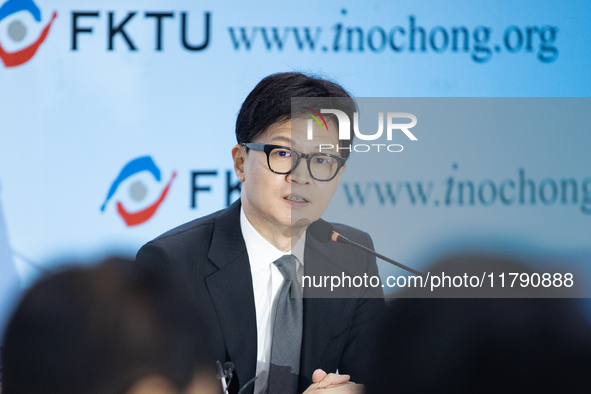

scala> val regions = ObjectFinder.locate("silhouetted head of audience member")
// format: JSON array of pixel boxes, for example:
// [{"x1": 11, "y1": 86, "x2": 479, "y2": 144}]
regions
[
  {"x1": 367, "y1": 254, "x2": 591, "y2": 393},
  {"x1": 1, "y1": 257, "x2": 218, "y2": 394}
]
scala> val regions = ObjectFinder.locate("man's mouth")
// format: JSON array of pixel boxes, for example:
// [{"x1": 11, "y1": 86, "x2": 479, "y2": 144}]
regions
[{"x1": 284, "y1": 195, "x2": 309, "y2": 203}]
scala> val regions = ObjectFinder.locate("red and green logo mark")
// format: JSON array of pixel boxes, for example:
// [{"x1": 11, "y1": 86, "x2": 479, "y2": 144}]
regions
[{"x1": 304, "y1": 107, "x2": 328, "y2": 131}]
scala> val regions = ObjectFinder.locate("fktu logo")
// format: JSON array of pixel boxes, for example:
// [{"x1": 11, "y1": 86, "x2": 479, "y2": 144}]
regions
[
  {"x1": 101, "y1": 156, "x2": 176, "y2": 227},
  {"x1": 0, "y1": 0, "x2": 57, "y2": 67}
]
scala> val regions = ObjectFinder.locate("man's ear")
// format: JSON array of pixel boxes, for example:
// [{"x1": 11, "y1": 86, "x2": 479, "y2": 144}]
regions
[{"x1": 232, "y1": 144, "x2": 246, "y2": 183}]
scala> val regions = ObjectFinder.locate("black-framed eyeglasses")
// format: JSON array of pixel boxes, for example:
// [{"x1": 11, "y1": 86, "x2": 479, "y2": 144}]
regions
[{"x1": 241, "y1": 142, "x2": 346, "y2": 182}]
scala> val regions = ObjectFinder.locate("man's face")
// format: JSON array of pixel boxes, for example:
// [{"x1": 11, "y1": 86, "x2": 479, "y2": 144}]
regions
[{"x1": 233, "y1": 117, "x2": 345, "y2": 240}]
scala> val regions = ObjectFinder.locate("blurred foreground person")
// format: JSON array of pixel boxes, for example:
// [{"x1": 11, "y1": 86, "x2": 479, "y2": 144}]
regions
[
  {"x1": 1, "y1": 257, "x2": 219, "y2": 394},
  {"x1": 367, "y1": 254, "x2": 591, "y2": 393}
]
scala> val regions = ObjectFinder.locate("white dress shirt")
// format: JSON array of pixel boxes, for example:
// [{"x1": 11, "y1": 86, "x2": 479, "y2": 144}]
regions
[{"x1": 240, "y1": 207, "x2": 305, "y2": 394}]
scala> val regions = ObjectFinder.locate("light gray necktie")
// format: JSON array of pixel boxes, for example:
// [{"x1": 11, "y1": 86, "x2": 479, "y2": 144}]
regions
[{"x1": 267, "y1": 254, "x2": 303, "y2": 394}]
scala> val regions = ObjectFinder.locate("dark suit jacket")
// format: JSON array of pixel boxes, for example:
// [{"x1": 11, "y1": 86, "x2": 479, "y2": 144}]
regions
[{"x1": 136, "y1": 199, "x2": 384, "y2": 394}]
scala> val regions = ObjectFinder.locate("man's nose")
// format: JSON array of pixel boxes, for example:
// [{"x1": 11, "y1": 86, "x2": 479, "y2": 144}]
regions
[{"x1": 288, "y1": 158, "x2": 311, "y2": 184}]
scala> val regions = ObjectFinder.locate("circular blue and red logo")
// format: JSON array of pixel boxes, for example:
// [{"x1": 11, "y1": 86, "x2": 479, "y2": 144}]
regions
[
  {"x1": 0, "y1": 0, "x2": 57, "y2": 67},
  {"x1": 100, "y1": 156, "x2": 176, "y2": 227}
]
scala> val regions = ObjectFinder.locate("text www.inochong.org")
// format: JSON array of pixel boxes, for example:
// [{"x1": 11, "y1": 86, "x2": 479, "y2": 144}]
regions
[
  {"x1": 341, "y1": 168, "x2": 591, "y2": 215},
  {"x1": 228, "y1": 15, "x2": 558, "y2": 63}
]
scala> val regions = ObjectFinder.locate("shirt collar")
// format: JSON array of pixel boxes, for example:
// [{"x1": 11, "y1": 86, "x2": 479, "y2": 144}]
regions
[{"x1": 240, "y1": 207, "x2": 305, "y2": 271}]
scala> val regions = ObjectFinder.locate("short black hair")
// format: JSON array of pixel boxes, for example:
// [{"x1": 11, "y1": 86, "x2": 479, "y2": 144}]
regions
[
  {"x1": 235, "y1": 72, "x2": 356, "y2": 159},
  {"x1": 1, "y1": 257, "x2": 214, "y2": 394}
]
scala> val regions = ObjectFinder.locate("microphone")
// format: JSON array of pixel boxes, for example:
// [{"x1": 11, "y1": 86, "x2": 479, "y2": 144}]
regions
[
  {"x1": 216, "y1": 360, "x2": 257, "y2": 394},
  {"x1": 223, "y1": 362, "x2": 234, "y2": 389},
  {"x1": 309, "y1": 220, "x2": 424, "y2": 277},
  {"x1": 223, "y1": 362, "x2": 234, "y2": 375},
  {"x1": 216, "y1": 361, "x2": 235, "y2": 394}
]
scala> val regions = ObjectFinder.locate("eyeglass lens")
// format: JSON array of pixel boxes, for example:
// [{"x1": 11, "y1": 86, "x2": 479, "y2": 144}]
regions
[{"x1": 268, "y1": 147, "x2": 340, "y2": 180}]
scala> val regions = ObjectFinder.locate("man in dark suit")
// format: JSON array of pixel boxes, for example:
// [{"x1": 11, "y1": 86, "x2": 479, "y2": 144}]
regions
[{"x1": 136, "y1": 72, "x2": 384, "y2": 394}]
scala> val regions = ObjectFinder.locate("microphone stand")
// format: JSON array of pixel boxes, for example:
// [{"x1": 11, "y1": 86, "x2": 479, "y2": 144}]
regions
[{"x1": 331, "y1": 231, "x2": 425, "y2": 277}]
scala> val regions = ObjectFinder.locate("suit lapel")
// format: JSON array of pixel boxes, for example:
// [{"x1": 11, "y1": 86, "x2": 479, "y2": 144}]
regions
[
  {"x1": 299, "y1": 224, "x2": 347, "y2": 383},
  {"x1": 205, "y1": 200, "x2": 258, "y2": 389}
]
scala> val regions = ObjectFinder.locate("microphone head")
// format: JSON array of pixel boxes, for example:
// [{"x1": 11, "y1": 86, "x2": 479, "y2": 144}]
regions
[
  {"x1": 308, "y1": 220, "x2": 335, "y2": 243},
  {"x1": 223, "y1": 361, "x2": 235, "y2": 373}
]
